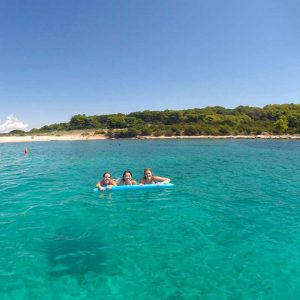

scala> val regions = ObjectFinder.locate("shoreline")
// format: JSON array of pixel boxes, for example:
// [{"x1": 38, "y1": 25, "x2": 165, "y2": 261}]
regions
[{"x1": 1, "y1": 133, "x2": 300, "y2": 143}]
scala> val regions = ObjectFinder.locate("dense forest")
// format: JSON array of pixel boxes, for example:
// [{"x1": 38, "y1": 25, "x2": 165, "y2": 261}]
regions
[{"x1": 28, "y1": 104, "x2": 300, "y2": 138}]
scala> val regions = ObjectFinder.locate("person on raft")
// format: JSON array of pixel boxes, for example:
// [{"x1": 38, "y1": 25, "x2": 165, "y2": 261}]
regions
[
  {"x1": 119, "y1": 170, "x2": 138, "y2": 185},
  {"x1": 139, "y1": 168, "x2": 171, "y2": 185},
  {"x1": 96, "y1": 172, "x2": 117, "y2": 191}
]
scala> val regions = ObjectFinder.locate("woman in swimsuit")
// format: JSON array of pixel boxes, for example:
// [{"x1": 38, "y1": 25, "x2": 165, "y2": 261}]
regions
[
  {"x1": 139, "y1": 168, "x2": 170, "y2": 185},
  {"x1": 119, "y1": 170, "x2": 137, "y2": 185},
  {"x1": 96, "y1": 172, "x2": 117, "y2": 191}
]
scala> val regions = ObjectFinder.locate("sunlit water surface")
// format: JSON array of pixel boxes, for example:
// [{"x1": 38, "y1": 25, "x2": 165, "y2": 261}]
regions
[{"x1": 1, "y1": 139, "x2": 300, "y2": 299}]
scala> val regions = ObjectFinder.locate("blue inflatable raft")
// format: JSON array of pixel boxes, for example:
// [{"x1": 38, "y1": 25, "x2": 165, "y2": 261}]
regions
[{"x1": 94, "y1": 183, "x2": 174, "y2": 192}]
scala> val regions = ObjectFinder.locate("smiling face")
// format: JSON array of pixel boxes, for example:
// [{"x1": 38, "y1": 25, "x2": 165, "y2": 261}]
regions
[
  {"x1": 103, "y1": 173, "x2": 111, "y2": 184},
  {"x1": 123, "y1": 172, "x2": 132, "y2": 183},
  {"x1": 144, "y1": 169, "x2": 153, "y2": 180}
]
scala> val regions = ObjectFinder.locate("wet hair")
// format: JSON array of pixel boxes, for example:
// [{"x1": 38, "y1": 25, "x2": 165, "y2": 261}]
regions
[
  {"x1": 122, "y1": 170, "x2": 133, "y2": 180},
  {"x1": 143, "y1": 168, "x2": 153, "y2": 179},
  {"x1": 102, "y1": 172, "x2": 111, "y2": 178}
]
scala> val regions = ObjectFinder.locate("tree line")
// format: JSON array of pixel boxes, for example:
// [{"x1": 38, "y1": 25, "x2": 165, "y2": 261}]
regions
[{"x1": 27, "y1": 104, "x2": 300, "y2": 138}]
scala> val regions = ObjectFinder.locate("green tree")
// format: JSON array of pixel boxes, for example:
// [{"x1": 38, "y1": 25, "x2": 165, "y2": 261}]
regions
[
  {"x1": 273, "y1": 117, "x2": 288, "y2": 134},
  {"x1": 107, "y1": 114, "x2": 127, "y2": 129},
  {"x1": 164, "y1": 129, "x2": 174, "y2": 136},
  {"x1": 204, "y1": 114, "x2": 223, "y2": 124},
  {"x1": 70, "y1": 114, "x2": 90, "y2": 129},
  {"x1": 114, "y1": 128, "x2": 139, "y2": 138},
  {"x1": 219, "y1": 125, "x2": 233, "y2": 135},
  {"x1": 184, "y1": 125, "x2": 198, "y2": 136},
  {"x1": 162, "y1": 110, "x2": 183, "y2": 125},
  {"x1": 9, "y1": 129, "x2": 26, "y2": 135},
  {"x1": 140, "y1": 127, "x2": 152, "y2": 136},
  {"x1": 35, "y1": 104, "x2": 300, "y2": 137}
]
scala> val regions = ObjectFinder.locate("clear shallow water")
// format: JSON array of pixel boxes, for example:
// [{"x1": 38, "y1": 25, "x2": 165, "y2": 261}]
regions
[{"x1": 1, "y1": 139, "x2": 300, "y2": 299}]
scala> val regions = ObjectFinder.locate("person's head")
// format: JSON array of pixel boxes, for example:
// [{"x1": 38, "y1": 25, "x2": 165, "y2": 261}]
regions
[
  {"x1": 123, "y1": 171, "x2": 133, "y2": 182},
  {"x1": 102, "y1": 172, "x2": 111, "y2": 184},
  {"x1": 144, "y1": 168, "x2": 153, "y2": 179}
]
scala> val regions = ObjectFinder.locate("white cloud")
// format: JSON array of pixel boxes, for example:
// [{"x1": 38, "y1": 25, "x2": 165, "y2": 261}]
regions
[{"x1": 0, "y1": 115, "x2": 29, "y2": 133}]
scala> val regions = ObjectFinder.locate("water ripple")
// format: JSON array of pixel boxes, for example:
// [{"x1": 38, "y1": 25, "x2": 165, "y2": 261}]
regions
[{"x1": 1, "y1": 140, "x2": 300, "y2": 299}]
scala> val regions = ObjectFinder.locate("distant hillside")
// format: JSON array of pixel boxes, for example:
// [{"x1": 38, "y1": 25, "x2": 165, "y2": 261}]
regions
[{"x1": 29, "y1": 104, "x2": 300, "y2": 138}]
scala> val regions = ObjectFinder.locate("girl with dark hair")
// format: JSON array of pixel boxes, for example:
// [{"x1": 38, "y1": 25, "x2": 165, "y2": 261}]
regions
[{"x1": 119, "y1": 170, "x2": 137, "y2": 185}]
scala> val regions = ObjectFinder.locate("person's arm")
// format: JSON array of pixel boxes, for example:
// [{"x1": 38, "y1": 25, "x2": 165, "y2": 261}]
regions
[
  {"x1": 153, "y1": 176, "x2": 170, "y2": 184},
  {"x1": 132, "y1": 180, "x2": 137, "y2": 185},
  {"x1": 96, "y1": 181, "x2": 105, "y2": 191},
  {"x1": 106, "y1": 179, "x2": 117, "y2": 190},
  {"x1": 139, "y1": 178, "x2": 145, "y2": 185}
]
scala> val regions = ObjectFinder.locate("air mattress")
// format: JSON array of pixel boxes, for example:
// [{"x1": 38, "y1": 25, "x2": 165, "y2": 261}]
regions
[{"x1": 94, "y1": 183, "x2": 174, "y2": 192}]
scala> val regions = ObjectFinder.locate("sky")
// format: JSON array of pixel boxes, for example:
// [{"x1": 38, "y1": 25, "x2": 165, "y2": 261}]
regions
[{"x1": 0, "y1": 0, "x2": 299, "y2": 132}]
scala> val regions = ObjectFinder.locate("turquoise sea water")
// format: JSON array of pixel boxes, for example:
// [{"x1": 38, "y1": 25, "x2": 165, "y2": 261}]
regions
[{"x1": 1, "y1": 139, "x2": 300, "y2": 299}]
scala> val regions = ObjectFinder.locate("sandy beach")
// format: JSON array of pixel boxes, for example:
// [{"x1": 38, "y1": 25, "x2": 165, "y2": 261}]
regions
[
  {"x1": 0, "y1": 134, "x2": 107, "y2": 143},
  {"x1": 0, "y1": 133, "x2": 300, "y2": 143}
]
